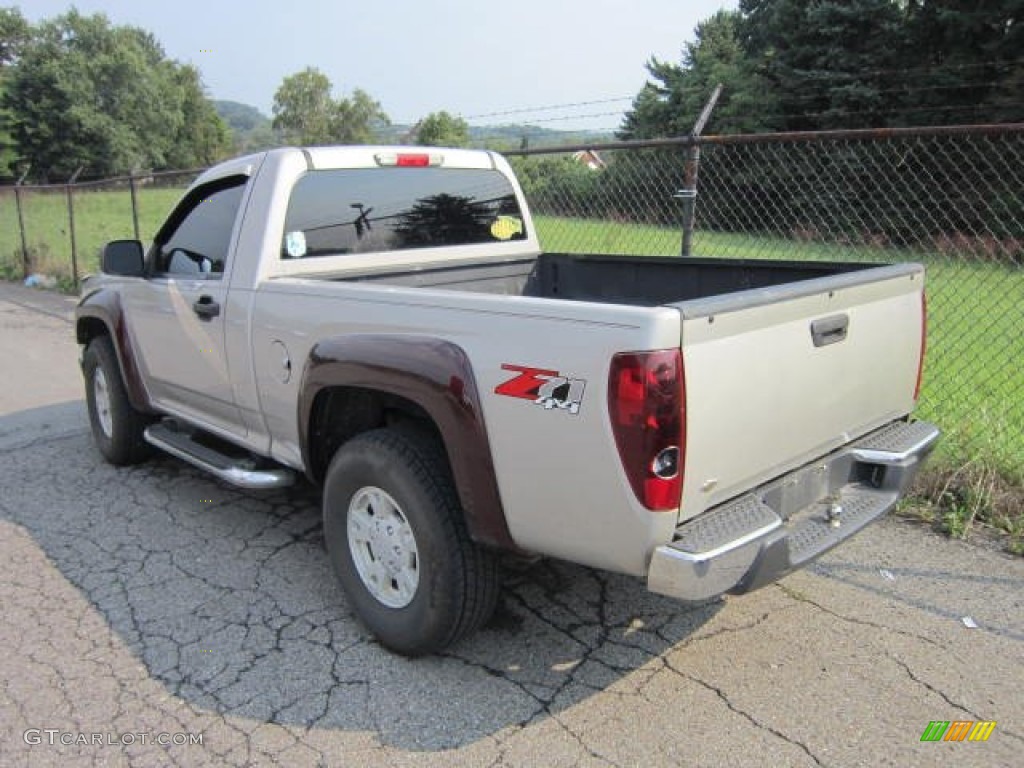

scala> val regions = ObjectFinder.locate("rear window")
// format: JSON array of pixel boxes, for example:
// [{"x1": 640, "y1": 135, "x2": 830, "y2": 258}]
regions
[{"x1": 281, "y1": 167, "x2": 527, "y2": 259}]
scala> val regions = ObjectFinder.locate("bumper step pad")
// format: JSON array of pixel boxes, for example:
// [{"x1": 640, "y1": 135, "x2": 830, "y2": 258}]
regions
[
  {"x1": 674, "y1": 495, "x2": 780, "y2": 556},
  {"x1": 786, "y1": 489, "x2": 890, "y2": 567}
]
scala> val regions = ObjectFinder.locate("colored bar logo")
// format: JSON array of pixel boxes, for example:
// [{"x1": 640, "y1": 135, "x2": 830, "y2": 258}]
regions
[{"x1": 920, "y1": 720, "x2": 996, "y2": 742}]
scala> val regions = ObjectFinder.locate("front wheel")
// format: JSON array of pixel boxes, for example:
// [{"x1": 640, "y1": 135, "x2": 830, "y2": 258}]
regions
[
  {"x1": 82, "y1": 336, "x2": 152, "y2": 465},
  {"x1": 323, "y1": 427, "x2": 499, "y2": 656}
]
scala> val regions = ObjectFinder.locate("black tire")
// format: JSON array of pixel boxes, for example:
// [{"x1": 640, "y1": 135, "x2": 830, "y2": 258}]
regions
[
  {"x1": 83, "y1": 335, "x2": 153, "y2": 466},
  {"x1": 323, "y1": 427, "x2": 500, "y2": 656}
]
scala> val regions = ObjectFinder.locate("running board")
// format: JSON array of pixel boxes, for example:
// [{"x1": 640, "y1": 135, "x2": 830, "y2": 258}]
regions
[{"x1": 144, "y1": 423, "x2": 295, "y2": 490}]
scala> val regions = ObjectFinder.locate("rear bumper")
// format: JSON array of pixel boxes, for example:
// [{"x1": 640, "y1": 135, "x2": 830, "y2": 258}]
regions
[{"x1": 647, "y1": 419, "x2": 940, "y2": 602}]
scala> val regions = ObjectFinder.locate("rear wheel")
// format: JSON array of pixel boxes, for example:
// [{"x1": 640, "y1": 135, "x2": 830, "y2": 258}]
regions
[
  {"x1": 323, "y1": 427, "x2": 500, "y2": 656},
  {"x1": 83, "y1": 336, "x2": 152, "y2": 465}
]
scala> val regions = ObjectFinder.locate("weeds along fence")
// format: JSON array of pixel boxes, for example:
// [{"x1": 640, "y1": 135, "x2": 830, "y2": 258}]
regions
[{"x1": 0, "y1": 125, "x2": 1021, "y2": 491}]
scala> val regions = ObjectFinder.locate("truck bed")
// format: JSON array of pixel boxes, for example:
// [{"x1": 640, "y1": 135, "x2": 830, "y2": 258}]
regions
[
  {"x1": 336, "y1": 250, "x2": 924, "y2": 521},
  {"x1": 341, "y1": 253, "x2": 881, "y2": 307}
]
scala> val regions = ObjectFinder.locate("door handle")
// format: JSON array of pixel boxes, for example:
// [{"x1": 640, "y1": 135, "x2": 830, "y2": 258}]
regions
[
  {"x1": 192, "y1": 295, "x2": 220, "y2": 320},
  {"x1": 811, "y1": 314, "x2": 849, "y2": 347}
]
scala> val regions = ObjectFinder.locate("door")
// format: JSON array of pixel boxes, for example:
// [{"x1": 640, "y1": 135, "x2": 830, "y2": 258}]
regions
[{"x1": 124, "y1": 177, "x2": 249, "y2": 436}]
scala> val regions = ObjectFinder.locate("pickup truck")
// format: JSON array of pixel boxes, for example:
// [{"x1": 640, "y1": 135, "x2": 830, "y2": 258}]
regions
[{"x1": 76, "y1": 146, "x2": 939, "y2": 656}]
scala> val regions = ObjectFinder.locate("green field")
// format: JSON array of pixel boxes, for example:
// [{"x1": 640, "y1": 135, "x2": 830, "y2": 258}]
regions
[{"x1": 1, "y1": 191, "x2": 1020, "y2": 547}]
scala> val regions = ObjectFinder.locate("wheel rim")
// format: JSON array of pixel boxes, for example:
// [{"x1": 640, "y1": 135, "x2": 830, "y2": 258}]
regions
[
  {"x1": 93, "y1": 367, "x2": 114, "y2": 438},
  {"x1": 347, "y1": 486, "x2": 420, "y2": 608}
]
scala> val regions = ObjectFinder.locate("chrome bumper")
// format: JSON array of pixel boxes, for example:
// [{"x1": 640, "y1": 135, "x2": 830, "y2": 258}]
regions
[{"x1": 648, "y1": 420, "x2": 940, "y2": 602}]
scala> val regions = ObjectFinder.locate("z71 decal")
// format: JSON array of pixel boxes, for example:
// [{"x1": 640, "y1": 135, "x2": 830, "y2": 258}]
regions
[{"x1": 495, "y1": 364, "x2": 587, "y2": 415}]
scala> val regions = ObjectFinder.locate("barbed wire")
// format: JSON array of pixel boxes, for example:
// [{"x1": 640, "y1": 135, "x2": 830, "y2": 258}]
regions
[
  {"x1": 407, "y1": 73, "x2": 1023, "y2": 136},
  {"x1": 461, "y1": 96, "x2": 635, "y2": 121},
  {"x1": 459, "y1": 95, "x2": 1023, "y2": 147}
]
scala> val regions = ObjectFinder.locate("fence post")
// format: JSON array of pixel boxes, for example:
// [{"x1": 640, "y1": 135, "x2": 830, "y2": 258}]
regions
[
  {"x1": 678, "y1": 84, "x2": 722, "y2": 257},
  {"x1": 14, "y1": 169, "x2": 31, "y2": 279},
  {"x1": 65, "y1": 167, "x2": 84, "y2": 289},
  {"x1": 129, "y1": 171, "x2": 141, "y2": 240}
]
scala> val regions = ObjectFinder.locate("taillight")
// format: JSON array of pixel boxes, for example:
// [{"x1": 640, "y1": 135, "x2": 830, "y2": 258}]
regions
[
  {"x1": 608, "y1": 349, "x2": 685, "y2": 511},
  {"x1": 914, "y1": 291, "x2": 927, "y2": 401}
]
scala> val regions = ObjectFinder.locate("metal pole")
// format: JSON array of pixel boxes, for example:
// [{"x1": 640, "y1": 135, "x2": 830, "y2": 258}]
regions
[
  {"x1": 14, "y1": 168, "x2": 30, "y2": 279},
  {"x1": 129, "y1": 171, "x2": 141, "y2": 240},
  {"x1": 679, "y1": 84, "x2": 722, "y2": 257},
  {"x1": 66, "y1": 167, "x2": 84, "y2": 289}
]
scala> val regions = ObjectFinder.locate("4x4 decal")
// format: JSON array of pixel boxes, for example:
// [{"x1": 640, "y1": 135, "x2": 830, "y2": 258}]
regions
[{"x1": 494, "y1": 364, "x2": 586, "y2": 415}]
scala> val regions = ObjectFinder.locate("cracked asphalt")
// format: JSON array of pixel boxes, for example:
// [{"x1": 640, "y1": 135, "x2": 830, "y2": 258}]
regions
[{"x1": 1, "y1": 281, "x2": 1021, "y2": 767}]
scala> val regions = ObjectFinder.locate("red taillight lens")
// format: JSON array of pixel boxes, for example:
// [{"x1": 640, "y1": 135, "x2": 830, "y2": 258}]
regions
[
  {"x1": 608, "y1": 349, "x2": 685, "y2": 511},
  {"x1": 396, "y1": 153, "x2": 431, "y2": 167},
  {"x1": 914, "y1": 291, "x2": 927, "y2": 401}
]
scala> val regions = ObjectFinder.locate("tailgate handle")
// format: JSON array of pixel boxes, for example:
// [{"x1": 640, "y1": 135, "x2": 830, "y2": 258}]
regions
[{"x1": 811, "y1": 314, "x2": 849, "y2": 347}]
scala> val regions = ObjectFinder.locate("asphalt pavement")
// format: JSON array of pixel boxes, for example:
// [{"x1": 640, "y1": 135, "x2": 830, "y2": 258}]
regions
[{"x1": 1, "y1": 280, "x2": 1021, "y2": 767}]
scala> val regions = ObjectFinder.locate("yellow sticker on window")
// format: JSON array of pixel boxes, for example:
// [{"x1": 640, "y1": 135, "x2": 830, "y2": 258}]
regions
[{"x1": 490, "y1": 216, "x2": 523, "y2": 241}]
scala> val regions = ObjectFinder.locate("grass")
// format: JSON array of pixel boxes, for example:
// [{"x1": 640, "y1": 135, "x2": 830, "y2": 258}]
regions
[
  {"x1": 0, "y1": 185, "x2": 184, "y2": 281},
  {"x1": 1, "y1": 191, "x2": 1020, "y2": 552}
]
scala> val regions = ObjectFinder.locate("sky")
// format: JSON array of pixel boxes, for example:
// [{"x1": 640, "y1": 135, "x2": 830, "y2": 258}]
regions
[{"x1": 21, "y1": 0, "x2": 737, "y2": 133}]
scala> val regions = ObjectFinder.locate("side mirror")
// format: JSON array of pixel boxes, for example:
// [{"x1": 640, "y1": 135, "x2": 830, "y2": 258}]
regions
[{"x1": 102, "y1": 240, "x2": 145, "y2": 276}]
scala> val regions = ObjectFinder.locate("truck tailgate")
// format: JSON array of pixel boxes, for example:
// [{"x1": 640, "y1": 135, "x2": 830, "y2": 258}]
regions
[{"x1": 675, "y1": 264, "x2": 925, "y2": 521}]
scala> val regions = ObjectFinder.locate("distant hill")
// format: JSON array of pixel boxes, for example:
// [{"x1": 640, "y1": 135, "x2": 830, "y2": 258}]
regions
[
  {"x1": 214, "y1": 100, "x2": 614, "y2": 152},
  {"x1": 213, "y1": 100, "x2": 279, "y2": 153},
  {"x1": 214, "y1": 100, "x2": 270, "y2": 133}
]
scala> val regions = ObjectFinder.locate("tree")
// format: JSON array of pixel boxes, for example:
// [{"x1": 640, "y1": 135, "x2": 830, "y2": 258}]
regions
[
  {"x1": 0, "y1": 6, "x2": 28, "y2": 66},
  {"x1": 619, "y1": 10, "x2": 779, "y2": 139},
  {"x1": 273, "y1": 68, "x2": 388, "y2": 145},
  {"x1": 0, "y1": 7, "x2": 30, "y2": 175},
  {"x1": 331, "y1": 88, "x2": 388, "y2": 144},
  {"x1": 165, "y1": 64, "x2": 231, "y2": 168},
  {"x1": 2, "y1": 10, "x2": 229, "y2": 179},
  {"x1": 678, "y1": 10, "x2": 782, "y2": 133},
  {"x1": 415, "y1": 111, "x2": 470, "y2": 147},
  {"x1": 623, "y1": 0, "x2": 1023, "y2": 137},
  {"x1": 901, "y1": 0, "x2": 1024, "y2": 125},
  {"x1": 736, "y1": 0, "x2": 1024, "y2": 129},
  {"x1": 272, "y1": 67, "x2": 335, "y2": 144},
  {"x1": 618, "y1": 59, "x2": 685, "y2": 140},
  {"x1": 738, "y1": 0, "x2": 906, "y2": 130}
]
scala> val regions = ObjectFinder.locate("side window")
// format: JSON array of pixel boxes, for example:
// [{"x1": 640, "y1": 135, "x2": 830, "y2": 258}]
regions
[{"x1": 154, "y1": 178, "x2": 247, "y2": 277}]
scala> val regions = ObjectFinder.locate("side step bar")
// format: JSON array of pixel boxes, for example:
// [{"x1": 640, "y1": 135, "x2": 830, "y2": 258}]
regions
[{"x1": 144, "y1": 423, "x2": 295, "y2": 490}]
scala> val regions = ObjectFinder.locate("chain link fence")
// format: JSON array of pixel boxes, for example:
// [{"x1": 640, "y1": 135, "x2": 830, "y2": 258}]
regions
[
  {"x1": 0, "y1": 168, "x2": 200, "y2": 287},
  {"x1": 506, "y1": 125, "x2": 1024, "y2": 493},
  {"x1": 1, "y1": 126, "x2": 1021, "y2": 496}
]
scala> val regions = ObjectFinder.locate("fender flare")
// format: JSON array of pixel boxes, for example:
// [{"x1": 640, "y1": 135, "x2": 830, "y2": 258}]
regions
[
  {"x1": 75, "y1": 288, "x2": 153, "y2": 413},
  {"x1": 298, "y1": 334, "x2": 516, "y2": 551}
]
